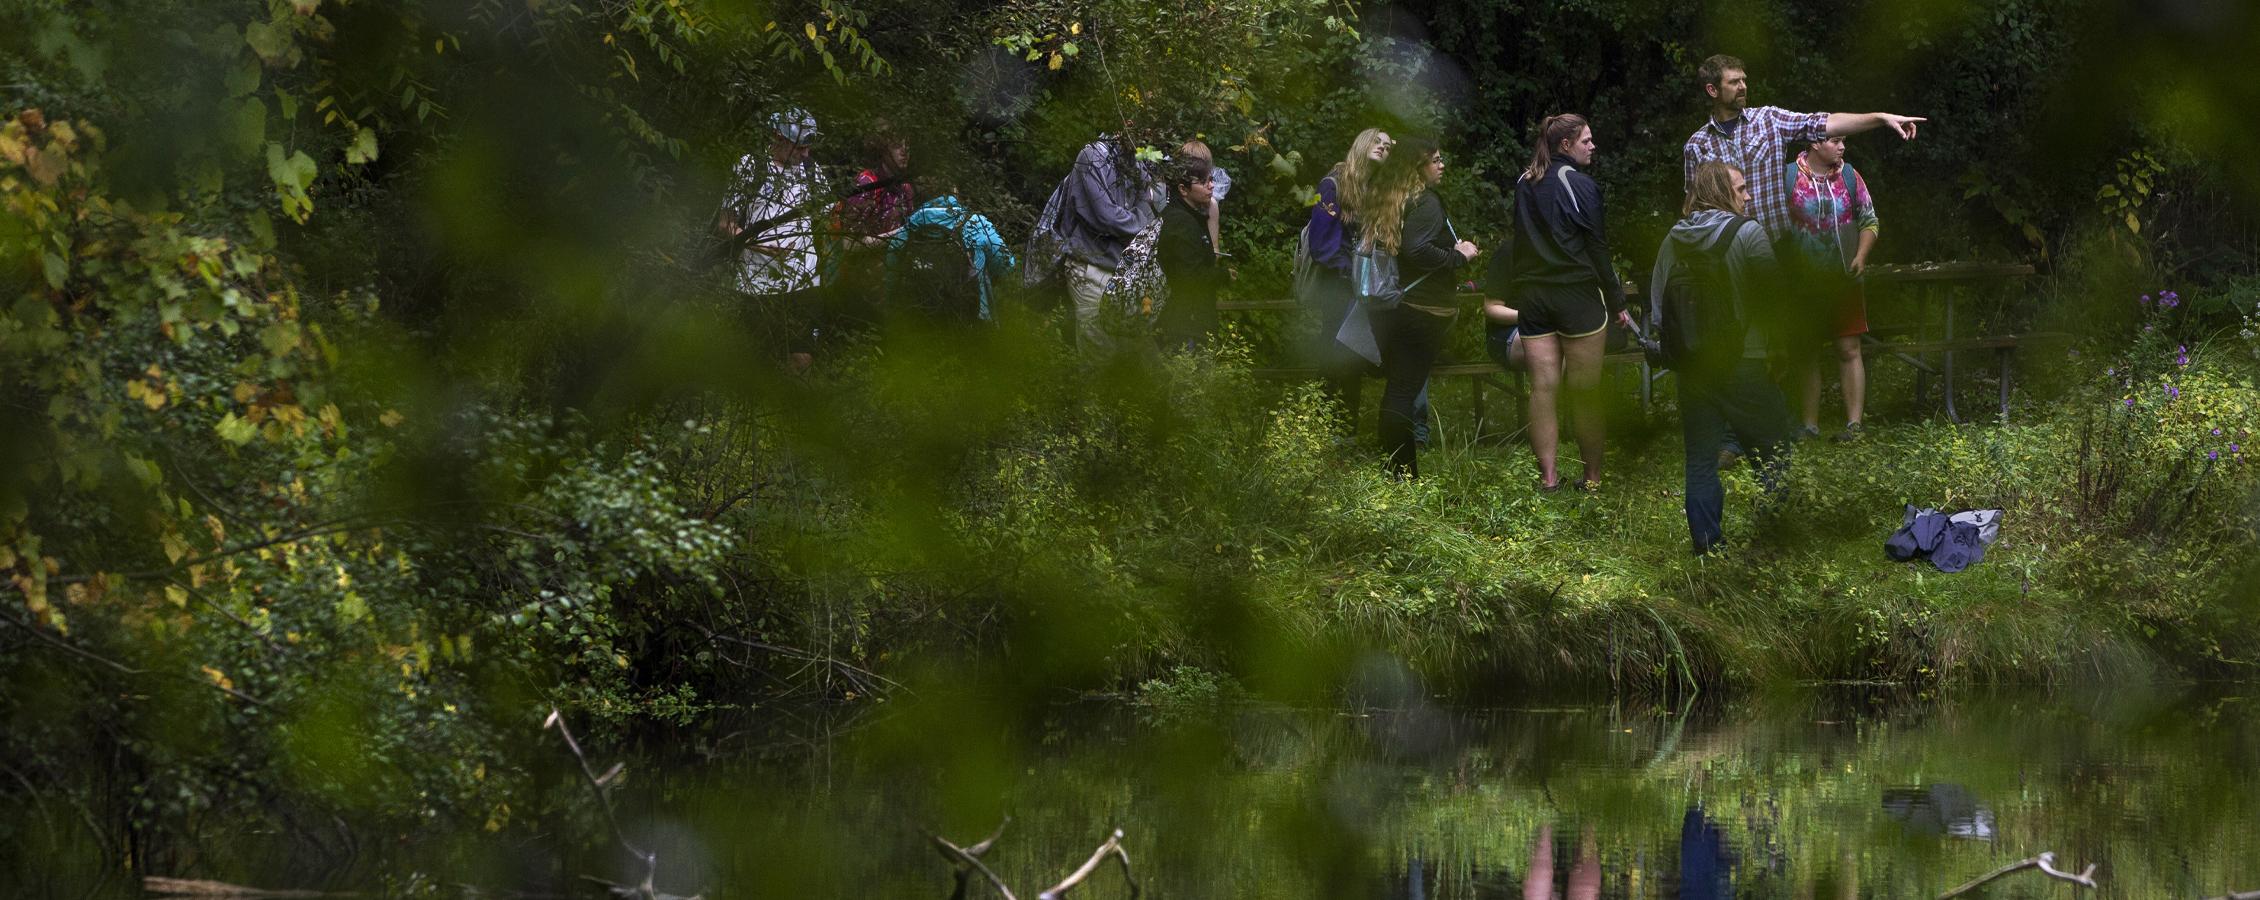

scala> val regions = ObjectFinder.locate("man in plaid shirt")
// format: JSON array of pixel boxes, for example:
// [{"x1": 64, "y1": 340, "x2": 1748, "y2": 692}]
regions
[{"x1": 1683, "y1": 54, "x2": 1924, "y2": 241}]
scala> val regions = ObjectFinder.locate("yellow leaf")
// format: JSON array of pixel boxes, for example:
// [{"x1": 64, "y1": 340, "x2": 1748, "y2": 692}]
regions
[
  {"x1": 201, "y1": 665, "x2": 235, "y2": 691},
  {"x1": 804, "y1": 21, "x2": 818, "y2": 41},
  {"x1": 1048, "y1": 52, "x2": 1062, "y2": 70},
  {"x1": 1070, "y1": 21, "x2": 1081, "y2": 34},
  {"x1": 379, "y1": 409, "x2": 404, "y2": 428},
  {"x1": 234, "y1": 381, "x2": 259, "y2": 403},
  {"x1": 165, "y1": 585, "x2": 189, "y2": 607}
]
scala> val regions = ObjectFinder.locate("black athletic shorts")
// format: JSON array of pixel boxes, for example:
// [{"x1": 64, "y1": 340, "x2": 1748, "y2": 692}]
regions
[{"x1": 1515, "y1": 281, "x2": 1611, "y2": 339}]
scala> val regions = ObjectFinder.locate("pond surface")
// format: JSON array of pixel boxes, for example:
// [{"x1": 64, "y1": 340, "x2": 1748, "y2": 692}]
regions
[{"x1": 595, "y1": 684, "x2": 2260, "y2": 899}]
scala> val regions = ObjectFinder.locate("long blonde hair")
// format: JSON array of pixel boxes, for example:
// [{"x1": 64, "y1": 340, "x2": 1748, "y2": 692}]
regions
[
  {"x1": 1332, "y1": 128, "x2": 1390, "y2": 223},
  {"x1": 1359, "y1": 135, "x2": 1439, "y2": 254},
  {"x1": 1685, "y1": 160, "x2": 1745, "y2": 216}
]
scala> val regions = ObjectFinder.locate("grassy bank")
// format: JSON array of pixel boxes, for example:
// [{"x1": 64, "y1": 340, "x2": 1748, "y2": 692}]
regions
[{"x1": 742, "y1": 303, "x2": 2260, "y2": 703}]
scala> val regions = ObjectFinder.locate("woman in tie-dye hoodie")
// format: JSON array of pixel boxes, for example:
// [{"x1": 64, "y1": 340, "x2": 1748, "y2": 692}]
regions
[{"x1": 1784, "y1": 135, "x2": 1879, "y2": 443}]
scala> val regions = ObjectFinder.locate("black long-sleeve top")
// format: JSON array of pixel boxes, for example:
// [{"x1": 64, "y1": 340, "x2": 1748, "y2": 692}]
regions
[
  {"x1": 1395, "y1": 190, "x2": 1464, "y2": 313},
  {"x1": 1510, "y1": 159, "x2": 1621, "y2": 313},
  {"x1": 1156, "y1": 195, "x2": 1220, "y2": 340}
]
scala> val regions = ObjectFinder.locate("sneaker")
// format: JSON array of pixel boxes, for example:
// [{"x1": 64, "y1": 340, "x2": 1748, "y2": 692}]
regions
[
  {"x1": 1831, "y1": 421, "x2": 1866, "y2": 443},
  {"x1": 1797, "y1": 424, "x2": 1822, "y2": 442}
]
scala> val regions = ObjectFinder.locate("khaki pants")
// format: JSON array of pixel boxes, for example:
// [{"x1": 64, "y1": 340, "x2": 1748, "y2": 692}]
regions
[{"x1": 1066, "y1": 258, "x2": 1118, "y2": 353}]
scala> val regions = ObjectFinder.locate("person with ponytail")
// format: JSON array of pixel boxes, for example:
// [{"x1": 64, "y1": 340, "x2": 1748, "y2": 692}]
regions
[
  {"x1": 1364, "y1": 135, "x2": 1478, "y2": 478},
  {"x1": 1305, "y1": 128, "x2": 1392, "y2": 426},
  {"x1": 1507, "y1": 113, "x2": 1628, "y2": 491}
]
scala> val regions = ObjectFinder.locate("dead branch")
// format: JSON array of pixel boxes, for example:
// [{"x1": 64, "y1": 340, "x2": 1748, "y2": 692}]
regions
[
  {"x1": 142, "y1": 876, "x2": 344, "y2": 897},
  {"x1": 929, "y1": 819, "x2": 1016, "y2": 900},
  {"x1": 1037, "y1": 828, "x2": 1139, "y2": 900},
  {"x1": 544, "y1": 708, "x2": 660, "y2": 899},
  {"x1": 1938, "y1": 851, "x2": 2098, "y2": 899}
]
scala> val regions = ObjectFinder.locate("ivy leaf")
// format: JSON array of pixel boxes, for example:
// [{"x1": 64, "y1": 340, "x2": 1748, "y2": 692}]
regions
[
  {"x1": 346, "y1": 127, "x2": 377, "y2": 165},
  {"x1": 216, "y1": 412, "x2": 257, "y2": 446},
  {"x1": 245, "y1": 21, "x2": 292, "y2": 65},
  {"x1": 226, "y1": 57, "x2": 262, "y2": 98}
]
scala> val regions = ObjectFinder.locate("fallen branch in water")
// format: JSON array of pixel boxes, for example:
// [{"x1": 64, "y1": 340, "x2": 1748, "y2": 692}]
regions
[
  {"x1": 930, "y1": 818, "x2": 1015, "y2": 900},
  {"x1": 142, "y1": 877, "x2": 344, "y2": 897},
  {"x1": 926, "y1": 821, "x2": 1139, "y2": 900},
  {"x1": 545, "y1": 708, "x2": 695, "y2": 900},
  {"x1": 1938, "y1": 851, "x2": 2098, "y2": 899},
  {"x1": 1037, "y1": 828, "x2": 1139, "y2": 900}
]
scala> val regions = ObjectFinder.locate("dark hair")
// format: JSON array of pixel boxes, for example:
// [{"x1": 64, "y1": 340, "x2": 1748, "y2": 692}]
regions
[
  {"x1": 1699, "y1": 54, "x2": 1745, "y2": 90},
  {"x1": 862, "y1": 128, "x2": 908, "y2": 175},
  {"x1": 1172, "y1": 157, "x2": 1214, "y2": 189},
  {"x1": 1522, "y1": 113, "x2": 1589, "y2": 182}
]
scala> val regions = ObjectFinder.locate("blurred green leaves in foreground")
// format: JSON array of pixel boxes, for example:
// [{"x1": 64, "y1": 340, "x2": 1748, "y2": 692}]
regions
[{"x1": 4, "y1": 0, "x2": 2260, "y2": 893}]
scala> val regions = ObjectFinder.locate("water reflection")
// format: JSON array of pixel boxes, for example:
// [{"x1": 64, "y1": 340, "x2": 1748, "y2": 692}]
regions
[{"x1": 95, "y1": 688, "x2": 2260, "y2": 898}]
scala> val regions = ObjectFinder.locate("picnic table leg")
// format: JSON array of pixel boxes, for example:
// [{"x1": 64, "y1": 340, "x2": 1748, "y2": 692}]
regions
[
  {"x1": 1942, "y1": 291, "x2": 1962, "y2": 424},
  {"x1": 1998, "y1": 347, "x2": 2013, "y2": 425},
  {"x1": 1473, "y1": 375, "x2": 1488, "y2": 441},
  {"x1": 1640, "y1": 359, "x2": 1653, "y2": 416}
]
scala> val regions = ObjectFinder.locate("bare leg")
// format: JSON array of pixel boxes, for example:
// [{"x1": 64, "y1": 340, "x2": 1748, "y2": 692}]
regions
[
  {"x1": 1524, "y1": 332, "x2": 1565, "y2": 487},
  {"x1": 1569, "y1": 825, "x2": 1600, "y2": 900},
  {"x1": 1524, "y1": 824, "x2": 1555, "y2": 900},
  {"x1": 1837, "y1": 334, "x2": 1866, "y2": 425},
  {"x1": 1800, "y1": 347, "x2": 1824, "y2": 430},
  {"x1": 1560, "y1": 329, "x2": 1608, "y2": 485}
]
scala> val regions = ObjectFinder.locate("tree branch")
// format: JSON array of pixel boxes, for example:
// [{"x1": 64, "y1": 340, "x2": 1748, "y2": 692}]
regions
[
  {"x1": 1038, "y1": 829, "x2": 1139, "y2": 900},
  {"x1": 544, "y1": 708, "x2": 658, "y2": 898},
  {"x1": 929, "y1": 820, "x2": 1016, "y2": 900},
  {"x1": 1939, "y1": 852, "x2": 2097, "y2": 899}
]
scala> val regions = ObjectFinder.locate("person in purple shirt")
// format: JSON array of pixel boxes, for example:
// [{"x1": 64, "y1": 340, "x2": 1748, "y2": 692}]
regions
[
  {"x1": 1304, "y1": 127, "x2": 1392, "y2": 427},
  {"x1": 1681, "y1": 53, "x2": 1923, "y2": 242}
]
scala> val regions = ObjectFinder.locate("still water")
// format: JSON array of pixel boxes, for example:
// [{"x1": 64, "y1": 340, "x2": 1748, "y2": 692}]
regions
[{"x1": 600, "y1": 685, "x2": 2260, "y2": 899}]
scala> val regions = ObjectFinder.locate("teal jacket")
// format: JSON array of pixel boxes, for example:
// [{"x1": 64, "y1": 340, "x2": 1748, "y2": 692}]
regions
[{"x1": 886, "y1": 195, "x2": 1016, "y2": 319}]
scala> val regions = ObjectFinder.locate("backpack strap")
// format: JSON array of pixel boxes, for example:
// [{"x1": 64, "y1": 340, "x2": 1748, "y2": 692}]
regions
[{"x1": 1701, "y1": 215, "x2": 1756, "y2": 254}]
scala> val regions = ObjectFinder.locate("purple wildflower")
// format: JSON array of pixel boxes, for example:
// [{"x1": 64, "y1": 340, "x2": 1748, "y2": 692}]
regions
[
  {"x1": 2165, "y1": 384, "x2": 2181, "y2": 400},
  {"x1": 2124, "y1": 397, "x2": 2136, "y2": 407},
  {"x1": 2234, "y1": 443, "x2": 2244, "y2": 454},
  {"x1": 2163, "y1": 292, "x2": 2181, "y2": 309},
  {"x1": 2140, "y1": 294, "x2": 2153, "y2": 305},
  {"x1": 2210, "y1": 450, "x2": 2221, "y2": 460},
  {"x1": 2214, "y1": 428, "x2": 2224, "y2": 436}
]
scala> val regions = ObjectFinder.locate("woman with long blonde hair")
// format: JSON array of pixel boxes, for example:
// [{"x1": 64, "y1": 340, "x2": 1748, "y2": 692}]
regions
[
  {"x1": 1363, "y1": 135, "x2": 1477, "y2": 478},
  {"x1": 1303, "y1": 128, "x2": 1393, "y2": 427}
]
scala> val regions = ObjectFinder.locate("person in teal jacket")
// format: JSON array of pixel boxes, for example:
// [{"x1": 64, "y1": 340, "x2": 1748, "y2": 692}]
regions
[{"x1": 885, "y1": 194, "x2": 1016, "y2": 321}]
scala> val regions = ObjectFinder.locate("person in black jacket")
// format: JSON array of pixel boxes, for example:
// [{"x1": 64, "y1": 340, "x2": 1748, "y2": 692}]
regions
[
  {"x1": 1155, "y1": 158, "x2": 1221, "y2": 349},
  {"x1": 1362, "y1": 136, "x2": 1479, "y2": 478},
  {"x1": 1509, "y1": 114, "x2": 1631, "y2": 491}
]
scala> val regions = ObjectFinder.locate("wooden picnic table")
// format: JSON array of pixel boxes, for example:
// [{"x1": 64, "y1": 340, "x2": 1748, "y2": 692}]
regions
[
  {"x1": 1864, "y1": 261, "x2": 2037, "y2": 423},
  {"x1": 1232, "y1": 261, "x2": 2052, "y2": 426}
]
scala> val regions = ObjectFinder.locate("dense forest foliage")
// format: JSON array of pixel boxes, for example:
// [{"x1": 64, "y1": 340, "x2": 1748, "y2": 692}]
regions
[{"x1": 5, "y1": 0, "x2": 2260, "y2": 893}]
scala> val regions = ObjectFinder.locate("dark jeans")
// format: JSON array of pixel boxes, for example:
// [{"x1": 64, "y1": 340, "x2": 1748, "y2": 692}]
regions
[
  {"x1": 1377, "y1": 306, "x2": 1451, "y2": 477},
  {"x1": 1680, "y1": 357, "x2": 1795, "y2": 553}
]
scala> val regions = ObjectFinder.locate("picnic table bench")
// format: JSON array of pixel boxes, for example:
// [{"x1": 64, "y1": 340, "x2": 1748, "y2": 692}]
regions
[{"x1": 1232, "y1": 260, "x2": 2062, "y2": 428}]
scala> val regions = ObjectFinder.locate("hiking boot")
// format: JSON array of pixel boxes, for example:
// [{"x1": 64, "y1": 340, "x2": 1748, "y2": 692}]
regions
[{"x1": 1831, "y1": 421, "x2": 1866, "y2": 443}]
